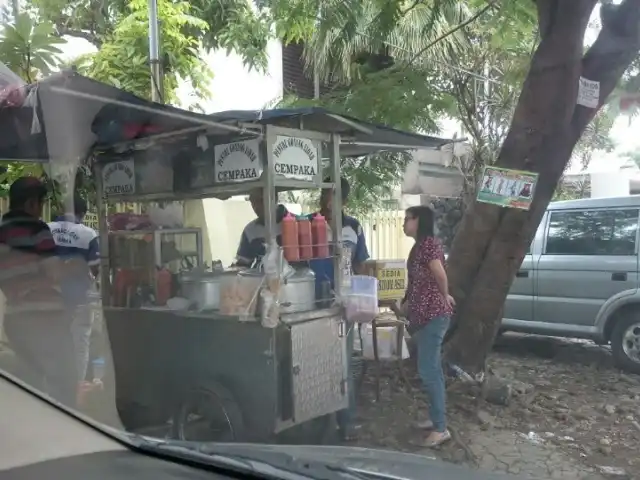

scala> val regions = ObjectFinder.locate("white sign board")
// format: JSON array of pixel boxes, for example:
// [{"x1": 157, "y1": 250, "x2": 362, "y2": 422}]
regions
[
  {"x1": 102, "y1": 160, "x2": 135, "y2": 196},
  {"x1": 214, "y1": 139, "x2": 262, "y2": 183},
  {"x1": 577, "y1": 77, "x2": 600, "y2": 108},
  {"x1": 272, "y1": 136, "x2": 319, "y2": 181}
]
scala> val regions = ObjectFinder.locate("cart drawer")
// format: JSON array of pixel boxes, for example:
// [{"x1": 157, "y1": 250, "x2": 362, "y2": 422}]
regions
[{"x1": 290, "y1": 315, "x2": 348, "y2": 424}]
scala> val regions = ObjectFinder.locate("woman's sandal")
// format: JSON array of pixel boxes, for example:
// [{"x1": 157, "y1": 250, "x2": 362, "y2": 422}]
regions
[{"x1": 418, "y1": 430, "x2": 451, "y2": 448}]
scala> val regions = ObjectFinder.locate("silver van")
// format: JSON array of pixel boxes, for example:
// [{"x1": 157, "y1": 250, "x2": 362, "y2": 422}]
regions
[{"x1": 503, "y1": 195, "x2": 640, "y2": 374}]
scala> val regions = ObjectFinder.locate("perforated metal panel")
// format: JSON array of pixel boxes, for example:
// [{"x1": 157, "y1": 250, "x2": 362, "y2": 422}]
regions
[{"x1": 290, "y1": 316, "x2": 348, "y2": 423}]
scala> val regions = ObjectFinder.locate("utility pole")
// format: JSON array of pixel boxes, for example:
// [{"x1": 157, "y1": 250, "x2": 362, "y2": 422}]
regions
[{"x1": 148, "y1": 0, "x2": 163, "y2": 103}]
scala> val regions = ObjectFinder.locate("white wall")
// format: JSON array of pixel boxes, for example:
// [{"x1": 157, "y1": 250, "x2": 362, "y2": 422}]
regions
[
  {"x1": 401, "y1": 147, "x2": 465, "y2": 198},
  {"x1": 186, "y1": 199, "x2": 302, "y2": 267},
  {"x1": 590, "y1": 172, "x2": 630, "y2": 198}
]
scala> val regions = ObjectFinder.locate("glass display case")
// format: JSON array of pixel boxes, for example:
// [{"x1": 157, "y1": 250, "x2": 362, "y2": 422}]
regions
[
  {"x1": 107, "y1": 228, "x2": 203, "y2": 307},
  {"x1": 108, "y1": 228, "x2": 203, "y2": 272}
]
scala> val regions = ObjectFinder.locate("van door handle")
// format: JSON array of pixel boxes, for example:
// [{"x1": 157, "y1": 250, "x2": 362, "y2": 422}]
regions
[
  {"x1": 516, "y1": 270, "x2": 529, "y2": 278},
  {"x1": 611, "y1": 272, "x2": 627, "y2": 281}
]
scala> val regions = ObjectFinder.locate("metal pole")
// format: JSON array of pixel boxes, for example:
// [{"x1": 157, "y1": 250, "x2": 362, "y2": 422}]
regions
[
  {"x1": 148, "y1": 0, "x2": 163, "y2": 103},
  {"x1": 12, "y1": 0, "x2": 19, "y2": 21},
  {"x1": 94, "y1": 163, "x2": 112, "y2": 307}
]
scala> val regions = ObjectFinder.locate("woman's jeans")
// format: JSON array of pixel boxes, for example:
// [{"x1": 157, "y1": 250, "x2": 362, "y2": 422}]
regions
[{"x1": 414, "y1": 315, "x2": 450, "y2": 432}]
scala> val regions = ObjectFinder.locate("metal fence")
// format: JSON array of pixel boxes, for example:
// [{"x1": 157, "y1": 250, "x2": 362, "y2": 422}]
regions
[{"x1": 360, "y1": 210, "x2": 410, "y2": 260}]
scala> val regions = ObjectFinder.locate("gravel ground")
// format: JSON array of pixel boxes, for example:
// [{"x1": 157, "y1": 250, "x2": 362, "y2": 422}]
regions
[{"x1": 349, "y1": 333, "x2": 639, "y2": 479}]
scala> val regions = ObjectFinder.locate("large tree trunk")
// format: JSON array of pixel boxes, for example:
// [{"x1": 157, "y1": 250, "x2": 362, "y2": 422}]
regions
[{"x1": 445, "y1": 0, "x2": 640, "y2": 374}]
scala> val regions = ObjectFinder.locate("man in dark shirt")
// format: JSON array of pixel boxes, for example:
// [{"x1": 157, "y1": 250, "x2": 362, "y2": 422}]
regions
[
  {"x1": 0, "y1": 177, "x2": 77, "y2": 407},
  {"x1": 235, "y1": 189, "x2": 289, "y2": 267}
]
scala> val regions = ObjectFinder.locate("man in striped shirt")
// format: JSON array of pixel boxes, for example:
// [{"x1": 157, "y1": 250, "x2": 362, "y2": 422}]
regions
[{"x1": 0, "y1": 177, "x2": 77, "y2": 407}]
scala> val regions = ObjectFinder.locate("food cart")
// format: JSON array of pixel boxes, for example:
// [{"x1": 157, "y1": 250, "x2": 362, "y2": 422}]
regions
[
  {"x1": 0, "y1": 71, "x2": 451, "y2": 443},
  {"x1": 95, "y1": 117, "x2": 358, "y2": 442}
]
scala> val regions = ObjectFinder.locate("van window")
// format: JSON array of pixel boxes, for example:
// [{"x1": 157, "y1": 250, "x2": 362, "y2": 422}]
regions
[{"x1": 545, "y1": 209, "x2": 639, "y2": 256}]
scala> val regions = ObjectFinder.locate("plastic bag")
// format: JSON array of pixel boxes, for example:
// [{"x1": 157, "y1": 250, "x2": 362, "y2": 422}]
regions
[
  {"x1": 219, "y1": 273, "x2": 262, "y2": 320},
  {"x1": 260, "y1": 289, "x2": 279, "y2": 328},
  {"x1": 257, "y1": 241, "x2": 289, "y2": 328}
]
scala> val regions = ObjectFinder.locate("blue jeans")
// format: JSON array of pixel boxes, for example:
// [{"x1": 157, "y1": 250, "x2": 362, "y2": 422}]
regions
[
  {"x1": 337, "y1": 322, "x2": 355, "y2": 431},
  {"x1": 414, "y1": 315, "x2": 450, "y2": 432}
]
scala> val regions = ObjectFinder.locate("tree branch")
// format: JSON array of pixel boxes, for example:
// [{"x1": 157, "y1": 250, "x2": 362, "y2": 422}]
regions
[
  {"x1": 402, "y1": 0, "x2": 424, "y2": 16},
  {"x1": 571, "y1": 0, "x2": 640, "y2": 140},
  {"x1": 536, "y1": 0, "x2": 558, "y2": 40},
  {"x1": 408, "y1": 1, "x2": 497, "y2": 65}
]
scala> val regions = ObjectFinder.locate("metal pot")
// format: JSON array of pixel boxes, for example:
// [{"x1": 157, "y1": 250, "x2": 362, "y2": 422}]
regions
[
  {"x1": 179, "y1": 270, "x2": 237, "y2": 311},
  {"x1": 280, "y1": 268, "x2": 316, "y2": 314}
]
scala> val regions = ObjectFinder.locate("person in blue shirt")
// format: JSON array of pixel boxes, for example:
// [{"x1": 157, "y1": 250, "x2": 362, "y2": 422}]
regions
[
  {"x1": 235, "y1": 189, "x2": 289, "y2": 268},
  {"x1": 308, "y1": 176, "x2": 370, "y2": 441},
  {"x1": 48, "y1": 195, "x2": 100, "y2": 384}
]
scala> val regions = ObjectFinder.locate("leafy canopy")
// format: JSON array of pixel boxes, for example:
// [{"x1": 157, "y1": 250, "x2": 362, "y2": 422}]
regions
[
  {"x1": 31, "y1": 0, "x2": 272, "y2": 71},
  {"x1": 0, "y1": 12, "x2": 65, "y2": 83},
  {"x1": 73, "y1": 0, "x2": 212, "y2": 103}
]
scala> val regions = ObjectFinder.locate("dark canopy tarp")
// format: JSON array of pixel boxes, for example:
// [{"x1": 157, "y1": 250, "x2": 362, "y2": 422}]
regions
[
  {"x1": 210, "y1": 107, "x2": 451, "y2": 157},
  {"x1": 0, "y1": 70, "x2": 241, "y2": 164},
  {"x1": 0, "y1": 71, "x2": 452, "y2": 164}
]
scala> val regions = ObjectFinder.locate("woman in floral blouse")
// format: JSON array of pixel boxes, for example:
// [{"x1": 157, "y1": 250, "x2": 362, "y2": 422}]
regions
[{"x1": 401, "y1": 205, "x2": 455, "y2": 447}]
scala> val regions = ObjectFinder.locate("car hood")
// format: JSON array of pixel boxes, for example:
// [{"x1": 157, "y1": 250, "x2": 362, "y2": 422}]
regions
[{"x1": 186, "y1": 442, "x2": 520, "y2": 480}]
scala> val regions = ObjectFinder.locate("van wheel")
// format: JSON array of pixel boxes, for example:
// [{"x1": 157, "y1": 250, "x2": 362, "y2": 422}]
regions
[{"x1": 611, "y1": 315, "x2": 640, "y2": 375}]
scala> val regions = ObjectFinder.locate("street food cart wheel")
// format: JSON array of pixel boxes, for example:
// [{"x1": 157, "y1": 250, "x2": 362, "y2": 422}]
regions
[{"x1": 171, "y1": 378, "x2": 246, "y2": 442}]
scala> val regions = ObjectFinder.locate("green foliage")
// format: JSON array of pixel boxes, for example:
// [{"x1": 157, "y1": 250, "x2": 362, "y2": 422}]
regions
[
  {"x1": 268, "y1": 0, "x2": 539, "y2": 213},
  {"x1": 78, "y1": 0, "x2": 212, "y2": 102},
  {"x1": 277, "y1": 65, "x2": 454, "y2": 216},
  {"x1": 0, "y1": 163, "x2": 46, "y2": 198},
  {"x1": 271, "y1": 0, "x2": 628, "y2": 213},
  {"x1": 31, "y1": 0, "x2": 271, "y2": 71},
  {"x1": 0, "y1": 12, "x2": 65, "y2": 82},
  {"x1": 0, "y1": 11, "x2": 65, "y2": 188}
]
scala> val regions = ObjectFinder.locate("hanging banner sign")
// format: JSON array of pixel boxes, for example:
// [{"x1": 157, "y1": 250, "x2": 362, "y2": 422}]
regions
[
  {"x1": 214, "y1": 139, "x2": 262, "y2": 183},
  {"x1": 272, "y1": 136, "x2": 319, "y2": 181},
  {"x1": 102, "y1": 159, "x2": 135, "y2": 195},
  {"x1": 477, "y1": 166, "x2": 538, "y2": 210},
  {"x1": 577, "y1": 77, "x2": 600, "y2": 108}
]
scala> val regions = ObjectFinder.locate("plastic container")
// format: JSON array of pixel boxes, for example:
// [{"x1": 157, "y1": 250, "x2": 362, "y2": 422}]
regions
[
  {"x1": 155, "y1": 267, "x2": 172, "y2": 306},
  {"x1": 92, "y1": 357, "x2": 106, "y2": 381},
  {"x1": 344, "y1": 275, "x2": 378, "y2": 323},
  {"x1": 312, "y1": 214, "x2": 329, "y2": 258},
  {"x1": 297, "y1": 216, "x2": 313, "y2": 260},
  {"x1": 281, "y1": 213, "x2": 300, "y2": 262},
  {"x1": 113, "y1": 268, "x2": 134, "y2": 307},
  {"x1": 219, "y1": 272, "x2": 263, "y2": 319}
]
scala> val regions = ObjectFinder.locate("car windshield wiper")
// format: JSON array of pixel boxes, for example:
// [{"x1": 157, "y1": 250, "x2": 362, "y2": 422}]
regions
[{"x1": 124, "y1": 435, "x2": 371, "y2": 480}]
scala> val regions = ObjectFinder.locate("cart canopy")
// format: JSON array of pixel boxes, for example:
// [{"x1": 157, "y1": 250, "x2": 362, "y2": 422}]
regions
[
  {"x1": 0, "y1": 70, "x2": 452, "y2": 165},
  {"x1": 0, "y1": 70, "x2": 240, "y2": 164},
  {"x1": 210, "y1": 107, "x2": 451, "y2": 157}
]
